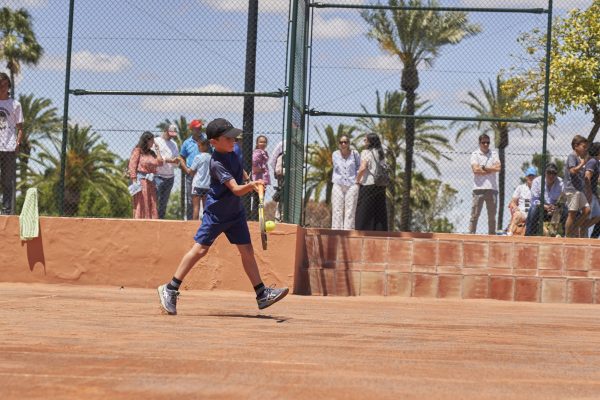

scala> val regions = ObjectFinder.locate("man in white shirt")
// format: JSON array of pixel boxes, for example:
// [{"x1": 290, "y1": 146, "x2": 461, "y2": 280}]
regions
[
  {"x1": 154, "y1": 124, "x2": 180, "y2": 219},
  {"x1": 0, "y1": 73, "x2": 23, "y2": 215},
  {"x1": 469, "y1": 134, "x2": 501, "y2": 234}
]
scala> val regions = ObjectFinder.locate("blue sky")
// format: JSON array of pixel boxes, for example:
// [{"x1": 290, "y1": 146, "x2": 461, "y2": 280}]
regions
[{"x1": 3, "y1": 0, "x2": 595, "y2": 231}]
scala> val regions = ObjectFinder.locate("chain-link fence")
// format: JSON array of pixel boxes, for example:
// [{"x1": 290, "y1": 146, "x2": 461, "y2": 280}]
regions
[
  {"x1": 301, "y1": 0, "x2": 599, "y2": 237},
  {"x1": 4, "y1": 0, "x2": 290, "y2": 221},
  {"x1": 2, "y1": 0, "x2": 599, "y2": 237}
]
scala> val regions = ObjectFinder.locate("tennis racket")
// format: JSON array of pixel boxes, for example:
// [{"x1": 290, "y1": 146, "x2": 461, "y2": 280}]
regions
[{"x1": 257, "y1": 183, "x2": 267, "y2": 250}]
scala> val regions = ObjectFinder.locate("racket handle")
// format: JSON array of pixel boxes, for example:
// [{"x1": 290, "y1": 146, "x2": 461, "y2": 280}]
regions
[{"x1": 257, "y1": 182, "x2": 264, "y2": 198}]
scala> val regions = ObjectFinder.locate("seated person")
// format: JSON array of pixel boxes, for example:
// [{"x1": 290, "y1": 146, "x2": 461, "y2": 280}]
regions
[
  {"x1": 507, "y1": 166, "x2": 537, "y2": 236},
  {"x1": 525, "y1": 163, "x2": 567, "y2": 236}
]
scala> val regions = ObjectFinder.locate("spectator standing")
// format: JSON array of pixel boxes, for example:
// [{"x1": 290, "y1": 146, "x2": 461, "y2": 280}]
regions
[
  {"x1": 179, "y1": 119, "x2": 205, "y2": 220},
  {"x1": 128, "y1": 131, "x2": 164, "y2": 219},
  {"x1": 250, "y1": 135, "x2": 270, "y2": 220},
  {"x1": 331, "y1": 135, "x2": 360, "y2": 230},
  {"x1": 582, "y1": 142, "x2": 600, "y2": 235},
  {"x1": 0, "y1": 73, "x2": 23, "y2": 215},
  {"x1": 270, "y1": 140, "x2": 284, "y2": 222},
  {"x1": 469, "y1": 134, "x2": 501, "y2": 235},
  {"x1": 355, "y1": 133, "x2": 387, "y2": 231},
  {"x1": 563, "y1": 135, "x2": 590, "y2": 237},
  {"x1": 507, "y1": 166, "x2": 537, "y2": 236},
  {"x1": 525, "y1": 163, "x2": 565, "y2": 236},
  {"x1": 154, "y1": 124, "x2": 180, "y2": 219},
  {"x1": 189, "y1": 138, "x2": 211, "y2": 220}
]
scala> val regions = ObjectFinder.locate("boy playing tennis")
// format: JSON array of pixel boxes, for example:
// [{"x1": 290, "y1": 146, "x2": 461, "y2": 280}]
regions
[{"x1": 157, "y1": 118, "x2": 288, "y2": 315}]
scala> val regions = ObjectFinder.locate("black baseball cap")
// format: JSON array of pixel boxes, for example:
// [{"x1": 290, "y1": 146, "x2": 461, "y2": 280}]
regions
[{"x1": 206, "y1": 118, "x2": 243, "y2": 140}]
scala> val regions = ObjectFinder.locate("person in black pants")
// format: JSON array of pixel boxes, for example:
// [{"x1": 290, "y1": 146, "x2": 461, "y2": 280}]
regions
[{"x1": 354, "y1": 133, "x2": 387, "y2": 231}]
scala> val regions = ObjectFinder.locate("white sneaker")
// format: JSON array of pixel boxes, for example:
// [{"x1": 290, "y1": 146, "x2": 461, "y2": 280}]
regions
[{"x1": 157, "y1": 284, "x2": 179, "y2": 315}]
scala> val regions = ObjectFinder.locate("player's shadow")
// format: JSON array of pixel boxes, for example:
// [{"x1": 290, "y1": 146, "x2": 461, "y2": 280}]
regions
[{"x1": 208, "y1": 313, "x2": 288, "y2": 323}]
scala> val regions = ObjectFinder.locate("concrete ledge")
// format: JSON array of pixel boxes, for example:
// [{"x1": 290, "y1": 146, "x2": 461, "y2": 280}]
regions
[{"x1": 0, "y1": 216, "x2": 300, "y2": 293}]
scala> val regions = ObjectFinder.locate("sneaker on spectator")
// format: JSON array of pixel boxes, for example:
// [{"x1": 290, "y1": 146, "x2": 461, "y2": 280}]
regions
[
  {"x1": 157, "y1": 284, "x2": 179, "y2": 315},
  {"x1": 257, "y1": 286, "x2": 289, "y2": 310}
]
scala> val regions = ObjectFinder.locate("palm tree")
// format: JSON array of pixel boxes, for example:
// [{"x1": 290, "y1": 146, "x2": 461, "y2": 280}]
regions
[
  {"x1": 362, "y1": 0, "x2": 480, "y2": 231},
  {"x1": 305, "y1": 124, "x2": 356, "y2": 204},
  {"x1": 0, "y1": 7, "x2": 43, "y2": 98},
  {"x1": 157, "y1": 116, "x2": 190, "y2": 218},
  {"x1": 17, "y1": 94, "x2": 61, "y2": 192},
  {"x1": 452, "y1": 76, "x2": 537, "y2": 229},
  {"x1": 28, "y1": 124, "x2": 127, "y2": 216},
  {"x1": 356, "y1": 90, "x2": 452, "y2": 229}
]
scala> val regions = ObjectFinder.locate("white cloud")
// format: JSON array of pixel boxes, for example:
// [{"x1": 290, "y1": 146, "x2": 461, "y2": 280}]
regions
[
  {"x1": 355, "y1": 54, "x2": 440, "y2": 71},
  {"x1": 200, "y1": 0, "x2": 289, "y2": 13},
  {"x1": 4, "y1": 0, "x2": 47, "y2": 8},
  {"x1": 39, "y1": 51, "x2": 132, "y2": 73},
  {"x1": 312, "y1": 14, "x2": 364, "y2": 39},
  {"x1": 356, "y1": 54, "x2": 399, "y2": 70},
  {"x1": 460, "y1": 0, "x2": 592, "y2": 10},
  {"x1": 140, "y1": 84, "x2": 282, "y2": 114}
]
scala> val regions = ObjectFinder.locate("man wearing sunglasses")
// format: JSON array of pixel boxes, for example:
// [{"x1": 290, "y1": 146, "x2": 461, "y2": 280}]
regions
[{"x1": 469, "y1": 134, "x2": 501, "y2": 234}]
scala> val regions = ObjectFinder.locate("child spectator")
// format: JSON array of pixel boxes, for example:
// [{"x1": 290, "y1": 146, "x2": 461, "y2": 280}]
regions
[
  {"x1": 157, "y1": 119, "x2": 288, "y2": 315},
  {"x1": 250, "y1": 135, "x2": 270, "y2": 220},
  {"x1": 563, "y1": 135, "x2": 590, "y2": 237},
  {"x1": 188, "y1": 138, "x2": 211, "y2": 220},
  {"x1": 582, "y1": 142, "x2": 600, "y2": 235}
]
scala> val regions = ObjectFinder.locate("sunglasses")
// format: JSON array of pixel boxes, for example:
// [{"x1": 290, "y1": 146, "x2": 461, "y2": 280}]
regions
[
  {"x1": 339, "y1": 141, "x2": 348, "y2": 144},
  {"x1": 480, "y1": 141, "x2": 490, "y2": 145}
]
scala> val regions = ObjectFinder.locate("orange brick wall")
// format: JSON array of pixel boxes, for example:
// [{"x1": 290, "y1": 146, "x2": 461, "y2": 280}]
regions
[{"x1": 300, "y1": 229, "x2": 600, "y2": 304}]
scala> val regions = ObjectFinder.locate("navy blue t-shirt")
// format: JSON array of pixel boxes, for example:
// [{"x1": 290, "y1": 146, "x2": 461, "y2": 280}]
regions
[{"x1": 204, "y1": 150, "x2": 245, "y2": 222}]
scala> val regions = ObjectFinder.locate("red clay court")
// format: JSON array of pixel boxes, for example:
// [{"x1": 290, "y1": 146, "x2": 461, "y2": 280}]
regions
[{"x1": 2, "y1": 282, "x2": 600, "y2": 400}]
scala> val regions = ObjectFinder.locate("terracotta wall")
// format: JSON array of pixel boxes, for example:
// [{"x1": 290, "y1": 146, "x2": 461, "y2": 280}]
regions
[
  {"x1": 0, "y1": 216, "x2": 301, "y2": 293},
  {"x1": 3, "y1": 216, "x2": 599, "y2": 304},
  {"x1": 302, "y1": 229, "x2": 600, "y2": 304}
]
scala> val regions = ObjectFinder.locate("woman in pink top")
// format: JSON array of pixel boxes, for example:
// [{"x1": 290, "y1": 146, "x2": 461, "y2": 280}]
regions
[
  {"x1": 128, "y1": 131, "x2": 164, "y2": 219},
  {"x1": 251, "y1": 135, "x2": 270, "y2": 219}
]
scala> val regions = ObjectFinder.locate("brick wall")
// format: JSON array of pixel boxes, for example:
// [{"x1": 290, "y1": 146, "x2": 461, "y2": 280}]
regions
[{"x1": 300, "y1": 229, "x2": 600, "y2": 304}]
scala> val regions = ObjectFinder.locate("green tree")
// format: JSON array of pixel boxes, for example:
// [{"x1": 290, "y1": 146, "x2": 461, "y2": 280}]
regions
[
  {"x1": 28, "y1": 124, "x2": 128, "y2": 216},
  {"x1": 409, "y1": 172, "x2": 459, "y2": 233},
  {"x1": 157, "y1": 116, "x2": 192, "y2": 218},
  {"x1": 504, "y1": 1, "x2": 600, "y2": 142},
  {"x1": 165, "y1": 189, "x2": 183, "y2": 220},
  {"x1": 452, "y1": 76, "x2": 537, "y2": 229},
  {"x1": 305, "y1": 124, "x2": 356, "y2": 204},
  {"x1": 0, "y1": 7, "x2": 43, "y2": 98},
  {"x1": 17, "y1": 94, "x2": 61, "y2": 193},
  {"x1": 356, "y1": 90, "x2": 452, "y2": 229},
  {"x1": 362, "y1": 0, "x2": 480, "y2": 231}
]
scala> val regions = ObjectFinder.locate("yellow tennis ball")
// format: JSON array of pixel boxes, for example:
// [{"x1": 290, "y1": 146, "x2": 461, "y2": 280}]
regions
[{"x1": 265, "y1": 220, "x2": 276, "y2": 232}]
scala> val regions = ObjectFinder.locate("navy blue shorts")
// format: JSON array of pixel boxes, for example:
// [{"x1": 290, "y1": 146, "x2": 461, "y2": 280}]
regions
[{"x1": 194, "y1": 212, "x2": 251, "y2": 246}]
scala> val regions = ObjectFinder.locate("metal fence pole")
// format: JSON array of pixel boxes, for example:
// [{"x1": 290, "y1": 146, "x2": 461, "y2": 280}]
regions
[{"x1": 58, "y1": 0, "x2": 75, "y2": 216}]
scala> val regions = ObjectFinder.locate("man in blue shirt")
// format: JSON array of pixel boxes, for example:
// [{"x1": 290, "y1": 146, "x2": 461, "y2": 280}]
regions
[
  {"x1": 158, "y1": 118, "x2": 288, "y2": 315},
  {"x1": 179, "y1": 119, "x2": 206, "y2": 220},
  {"x1": 525, "y1": 163, "x2": 566, "y2": 236}
]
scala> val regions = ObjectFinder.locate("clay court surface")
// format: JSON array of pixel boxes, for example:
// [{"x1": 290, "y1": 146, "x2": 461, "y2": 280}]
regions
[{"x1": 2, "y1": 283, "x2": 600, "y2": 399}]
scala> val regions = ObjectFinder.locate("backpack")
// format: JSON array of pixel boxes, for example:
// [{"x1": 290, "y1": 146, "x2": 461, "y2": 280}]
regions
[{"x1": 371, "y1": 149, "x2": 391, "y2": 187}]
